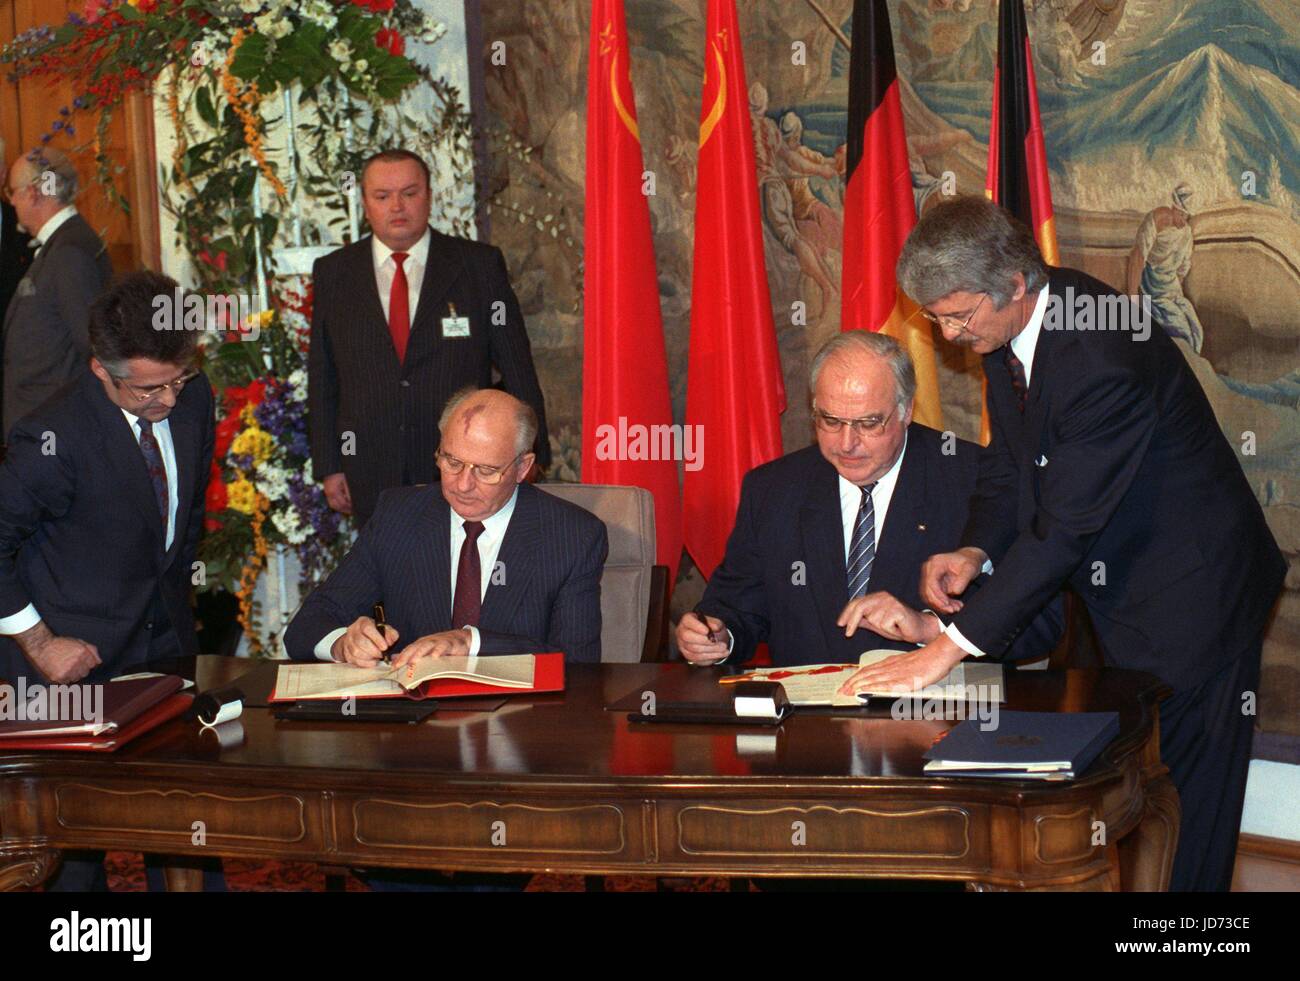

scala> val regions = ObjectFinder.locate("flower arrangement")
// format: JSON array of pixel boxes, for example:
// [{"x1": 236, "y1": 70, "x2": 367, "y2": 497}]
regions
[
  {"x1": 2, "y1": 1, "x2": 476, "y2": 651},
  {"x1": 199, "y1": 289, "x2": 351, "y2": 651}
]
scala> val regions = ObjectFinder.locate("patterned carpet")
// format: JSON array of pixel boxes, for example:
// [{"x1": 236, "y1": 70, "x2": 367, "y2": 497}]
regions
[{"x1": 101, "y1": 852, "x2": 742, "y2": 891}]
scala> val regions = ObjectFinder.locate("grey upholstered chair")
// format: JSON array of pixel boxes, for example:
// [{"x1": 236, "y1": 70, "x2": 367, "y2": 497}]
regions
[{"x1": 536, "y1": 482, "x2": 668, "y2": 663}]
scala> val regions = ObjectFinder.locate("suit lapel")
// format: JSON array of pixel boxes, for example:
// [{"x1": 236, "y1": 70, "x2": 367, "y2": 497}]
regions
[
  {"x1": 410, "y1": 490, "x2": 453, "y2": 631},
  {"x1": 408, "y1": 230, "x2": 466, "y2": 343},
  {"x1": 798, "y1": 461, "x2": 847, "y2": 660},
  {"x1": 871, "y1": 431, "x2": 924, "y2": 594},
  {"x1": 349, "y1": 236, "x2": 403, "y2": 371},
  {"x1": 480, "y1": 484, "x2": 539, "y2": 631},
  {"x1": 164, "y1": 406, "x2": 198, "y2": 564}
]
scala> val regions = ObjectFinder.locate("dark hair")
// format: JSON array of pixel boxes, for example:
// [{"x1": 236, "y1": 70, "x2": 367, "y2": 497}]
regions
[
  {"x1": 360, "y1": 149, "x2": 431, "y2": 190},
  {"x1": 89, "y1": 270, "x2": 198, "y2": 375}
]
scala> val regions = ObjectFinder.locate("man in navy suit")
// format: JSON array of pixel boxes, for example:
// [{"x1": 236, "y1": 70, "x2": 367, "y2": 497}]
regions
[
  {"x1": 846, "y1": 196, "x2": 1286, "y2": 891},
  {"x1": 677, "y1": 331, "x2": 1061, "y2": 667},
  {"x1": 0, "y1": 270, "x2": 217, "y2": 891},
  {"x1": 286, "y1": 387, "x2": 606, "y2": 666}
]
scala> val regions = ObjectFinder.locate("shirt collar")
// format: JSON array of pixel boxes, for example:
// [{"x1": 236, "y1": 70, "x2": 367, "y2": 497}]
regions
[
  {"x1": 1008, "y1": 283, "x2": 1051, "y2": 386},
  {"x1": 119, "y1": 406, "x2": 169, "y2": 435},
  {"x1": 837, "y1": 429, "x2": 909, "y2": 505},
  {"x1": 453, "y1": 485, "x2": 519, "y2": 536},
  {"x1": 32, "y1": 205, "x2": 78, "y2": 246},
  {"x1": 372, "y1": 226, "x2": 431, "y2": 271}
]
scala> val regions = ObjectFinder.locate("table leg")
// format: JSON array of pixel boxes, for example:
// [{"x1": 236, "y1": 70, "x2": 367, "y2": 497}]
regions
[{"x1": 1118, "y1": 773, "x2": 1180, "y2": 891}]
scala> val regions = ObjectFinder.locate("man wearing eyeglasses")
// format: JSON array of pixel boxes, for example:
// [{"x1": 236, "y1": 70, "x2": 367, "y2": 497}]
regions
[
  {"x1": 0, "y1": 271, "x2": 217, "y2": 891},
  {"x1": 677, "y1": 330, "x2": 1062, "y2": 668},
  {"x1": 839, "y1": 196, "x2": 1285, "y2": 892},
  {"x1": 1, "y1": 148, "x2": 112, "y2": 437},
  {"x1": 285, "y1": 387, "x2": 606, "y2": 665}
]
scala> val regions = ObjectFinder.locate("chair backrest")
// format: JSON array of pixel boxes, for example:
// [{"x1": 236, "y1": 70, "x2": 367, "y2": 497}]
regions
[{"x1": 536, "y1": 482, "x2": 655, "y2": 663}]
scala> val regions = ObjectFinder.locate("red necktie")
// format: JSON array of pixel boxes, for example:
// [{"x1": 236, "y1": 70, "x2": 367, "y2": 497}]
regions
[
  {"x1": 451, "y1": 521, "x2": 485, "y2": 628},
  {"x1": 388, "y1": 251, "x2": 410, "y2": 362}
]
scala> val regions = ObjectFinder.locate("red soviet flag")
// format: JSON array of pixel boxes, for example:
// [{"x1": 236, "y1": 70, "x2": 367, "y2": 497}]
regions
[
  {"x1": 682, "y1": 0, "x2": 786, "y2": 581},
  {"x1": 582, "y1": 0, "x2": 682, "y2": 583}
]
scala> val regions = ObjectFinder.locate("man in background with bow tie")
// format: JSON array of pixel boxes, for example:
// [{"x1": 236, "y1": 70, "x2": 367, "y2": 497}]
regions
[
  {"x1": 308, "y1": 148, "x2": 550, "y2": 527},
  {"x1": 849, "y1": 195, "x2": 1286, "y2": 891},
  {"x1": 1, "y1": 147, "x2": 111, "y2": 437}
]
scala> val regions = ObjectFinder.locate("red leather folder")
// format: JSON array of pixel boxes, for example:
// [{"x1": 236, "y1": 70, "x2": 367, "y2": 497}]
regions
[{"x1": 0, "y1": 694, "x2": 193, "y2": 752}]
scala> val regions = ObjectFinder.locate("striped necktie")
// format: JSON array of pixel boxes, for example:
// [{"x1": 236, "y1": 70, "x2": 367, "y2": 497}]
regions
[{"x1": 846, "y1": 482, "x2": 878, "y2": 600}]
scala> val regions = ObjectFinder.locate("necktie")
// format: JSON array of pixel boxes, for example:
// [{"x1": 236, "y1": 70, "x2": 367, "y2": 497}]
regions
[
  {"x1": 846, "y1": 482, "x2": 877, "y2": 600},
  {"x1": 1004, "y1": 345, "x2": 1028, "y2": 413},
  {"x1": 388, "y1": 251, "x2": 411, "y2": 363},
  {"x1": 451, "y1": 520, "x2": 486, "y2": 629},
  {"x1": 137, "y1": 418, "x2": 169, "y2": 524}
]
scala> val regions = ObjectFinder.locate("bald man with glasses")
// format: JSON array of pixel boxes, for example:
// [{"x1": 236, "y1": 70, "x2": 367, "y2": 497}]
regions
[{"x1": 285, "y1": 387, "x2": 607, "y2": 665}]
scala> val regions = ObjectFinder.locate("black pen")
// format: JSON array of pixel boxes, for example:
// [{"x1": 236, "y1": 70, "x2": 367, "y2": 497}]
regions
[
  {"x1": 373, "y1": 602, "x2": 391, "y2": 663},
  {"x1": 692, "y1": 608, "x2": 717, "y2": 644}
]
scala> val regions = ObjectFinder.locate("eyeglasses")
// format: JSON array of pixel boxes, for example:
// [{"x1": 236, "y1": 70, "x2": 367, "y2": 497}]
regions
[
  {"x1": 921, "y1": 292, "x2": 988, "y2": 333},
  {"x1": 436, "y1": 449, "x2": 523, "y2": 485},
  {"x1": 812, "y1": 405, "x2": 897, "y2": 438},
  {"x1": 112, "y1": 369, "x2": 200, "y2": 403}
]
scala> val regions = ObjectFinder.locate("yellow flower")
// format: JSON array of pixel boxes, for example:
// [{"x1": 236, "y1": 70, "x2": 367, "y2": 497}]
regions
[
  {"x1": 227, "y1": 478, "x2": 258, "y2": 515},
  {"x1": 230, "y1": 426, "x2": 275, "y2": 464}
]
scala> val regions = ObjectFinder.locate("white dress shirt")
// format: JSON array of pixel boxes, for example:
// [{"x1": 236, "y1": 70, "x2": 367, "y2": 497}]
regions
[
  {"x1": 314, "y1": 488, "x2": 520, "y2": 661},
  {"x1": 705, "y1": 433, "x2": 910, "y2": 664},
  {"x1": 372, "y1": 226, "x2": 431, "y2": 324},
  {"x1": 0, "y1": 408, "x2": 179, "y2": 637},
  {"x1": 30, "y1": 204, "x2": 78, "y2": 255},
  {"x1": 944, "y1": 283, "x2": 1051, "y2": 658}
]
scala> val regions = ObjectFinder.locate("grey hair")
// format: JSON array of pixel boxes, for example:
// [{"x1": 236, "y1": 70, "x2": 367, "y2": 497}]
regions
[
  {"x1": 896, "y1": 195, "x2": 1049, "y2": 309},
  {"x1": 23, "y1": 147, "x2": 79, "y2": 206},
  {"x1": 809, "y1": 331, "x2": 916, "y2": 414},
  {"x1": 438, "y1": 386, "x2": 538, "y2": 457}
]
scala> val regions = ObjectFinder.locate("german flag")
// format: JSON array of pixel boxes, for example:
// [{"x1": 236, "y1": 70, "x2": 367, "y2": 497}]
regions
[
  {"x1": 841, "y1": 0, "x2": 942, "y2": 430},
  {"x1": 985, "y1": 0, "x2": 1059, "y2": 265}
]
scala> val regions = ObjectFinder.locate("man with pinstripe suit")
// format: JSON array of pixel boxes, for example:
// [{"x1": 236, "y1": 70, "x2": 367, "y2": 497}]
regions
[
  {"x1": 285, "y1": 388, "x2": 606, "y2": 666},
  {"x1": 308, "y1": 149, "x2": 551, "y2": 526}
]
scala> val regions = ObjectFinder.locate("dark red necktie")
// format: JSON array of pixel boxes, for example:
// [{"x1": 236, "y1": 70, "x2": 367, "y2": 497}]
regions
[
  {"x1": 137, "y1": 418, "x2": 169, "y2": 523},
  {"x1": 451, "y1": 520, "x2": 485, "y2": 628},
  {"x1": 388, "y1": 251, "x2": 410, "y2": 362},
  {"x1": 1003, "y1": 345, "x2": 1028, "y2": 413}
]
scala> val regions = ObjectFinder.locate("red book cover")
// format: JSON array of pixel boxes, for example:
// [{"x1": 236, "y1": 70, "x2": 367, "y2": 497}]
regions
[
  {"x1": 269, "y1": 653, "x2": 566, "y2": 702},
  {"x1": 0, "y1": 693, "x2": 193, "y2": 753}
]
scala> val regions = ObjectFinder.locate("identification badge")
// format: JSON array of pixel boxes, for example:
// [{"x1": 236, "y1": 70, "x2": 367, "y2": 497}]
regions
[{"x1": 441, "y1": 302, "x2": 471, "y2": 338}]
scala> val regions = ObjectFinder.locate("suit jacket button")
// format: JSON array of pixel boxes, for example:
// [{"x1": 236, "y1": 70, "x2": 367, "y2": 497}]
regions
[
  {"x1": 145, "y1": 621, "x2": 154, "y2": 631},
  {"x1": 400, "y1": 380, "x2": 410, "y2": 388}
]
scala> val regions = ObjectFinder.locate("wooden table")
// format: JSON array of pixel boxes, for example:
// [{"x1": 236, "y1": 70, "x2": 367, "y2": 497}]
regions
[{"x1": 0, "y1": 658, "x2": 1179, "y2": 891}]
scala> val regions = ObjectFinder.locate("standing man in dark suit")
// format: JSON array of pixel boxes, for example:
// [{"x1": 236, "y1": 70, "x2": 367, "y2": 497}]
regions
[
  {"x1": 287, "y1": 387, "x2": 605, "y2": 665},
  {"x1": 0, "y1": 271, "x2": 216, "y2": 890},
  {"x1": 678, "y1": 331, "x2": 1061, "y2": 667},
  {"x1": 2, "y1": 147, "x2": 112, "y2": 436},
  {"x1": 842, "y1": 196, "x2": 1286, "y2": 891},
  {"x1": 308, "y1": 149, "x2": 550, "y2": 526}
]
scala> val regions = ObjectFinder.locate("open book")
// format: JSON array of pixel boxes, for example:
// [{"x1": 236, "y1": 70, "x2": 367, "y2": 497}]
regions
[
  {"x1": 270, "y1": 654, "x2": 552, "y2": 702},
  {"x1": 720, "y1": 649, "x2": 1005, "y2": 707}
]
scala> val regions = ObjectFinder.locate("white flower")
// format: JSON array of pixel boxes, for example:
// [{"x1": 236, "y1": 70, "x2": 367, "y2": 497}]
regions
[
  {"x1": 272, "y1": 508, "x2": 309, "y2": 545},
  {"x1": 256, "y1": 464, "x2": 290, "y2": 503},
  {"x1": 352, "y1": 59, "x2": 368, "y2": 74},
  {"x1": 287, "y1": 368, "x2": 307, "y2": 394},
  {"x1": 254, "y1": 13, "x2": 292, "y2": 40},
  {"x1": 329, "y1": 39, "x2": 352, "y2": 69},
  {"x1": 300, "y1": 0, "x2": 338, "y2": 30},
  {"x1": 238, "y1": 0, "x2": 263, "y2": 14}
]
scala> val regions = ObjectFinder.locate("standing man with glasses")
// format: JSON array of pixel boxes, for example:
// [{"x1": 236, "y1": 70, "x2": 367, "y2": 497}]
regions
[
  {"x1": 286, "y1": 387, "x2": 606, "y2": 665},
  {"x1": 0, "y1": 271, "x2": 217, "y2": 890},
  {"x1": 2, "y1": 148, "x2": 112, "y2": 437},
  {"x1": 840, "y1": 195, "x2": 1285, "y2": 891},
  {"x1": 308, "y1": 148, "x2": 550, "y2": 527},
  {"x1": 677, "y1": 331, "x2": 1061, "y2": 667}
]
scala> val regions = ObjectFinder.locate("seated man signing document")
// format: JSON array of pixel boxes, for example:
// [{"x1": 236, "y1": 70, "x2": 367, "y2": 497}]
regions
[
  {"x1": 677, "y1": 332, "x2": 1061, "y2": 668},
  {"x1": 285, "y1": 388, "x2": 607, "y2": 665}
]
